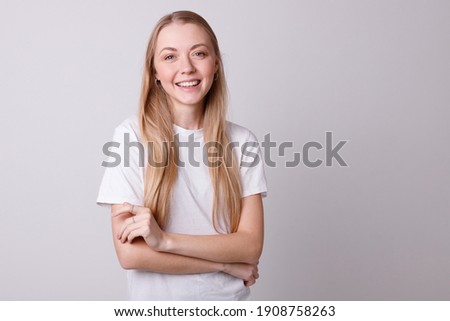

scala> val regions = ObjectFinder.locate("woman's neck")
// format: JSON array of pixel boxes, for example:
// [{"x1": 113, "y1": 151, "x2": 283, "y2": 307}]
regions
[{"x1": 172, "y1": 103, "x2": 204, "y2": 130}]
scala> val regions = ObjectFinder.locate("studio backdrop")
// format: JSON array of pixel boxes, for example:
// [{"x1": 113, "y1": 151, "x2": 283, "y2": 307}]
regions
[{"x1": 0, "y1": 0, "x2": 449, "y2": 300}]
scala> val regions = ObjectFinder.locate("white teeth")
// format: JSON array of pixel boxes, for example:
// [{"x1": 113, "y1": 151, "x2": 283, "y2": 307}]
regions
[{"x1": 177, "y1": 80, "x2": 200, "y2": 87}]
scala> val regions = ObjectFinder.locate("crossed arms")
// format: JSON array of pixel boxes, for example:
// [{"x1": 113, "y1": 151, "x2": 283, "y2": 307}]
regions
[{"x1": 110, "y1": 193, "x2": 264, "y2": 285}]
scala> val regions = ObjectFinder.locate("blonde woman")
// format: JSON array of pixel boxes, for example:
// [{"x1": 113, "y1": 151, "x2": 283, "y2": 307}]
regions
[{"x1": 97, "y1": 11, "x2": 267, "y2": 300}]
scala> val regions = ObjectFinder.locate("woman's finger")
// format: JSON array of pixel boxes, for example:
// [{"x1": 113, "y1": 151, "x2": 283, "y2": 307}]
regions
[
  {"x1": 112, "y1": 202, "x2": 146, "y2": 217},
  {"x1": 120, "y1": 216, "x2": 135, "y2": 233},
  {"x1": 127, "y1": 227, "x2": 147, "y2": 243},
  {"x1": 117, "y1": 216, "x2": 136, "y2": 239},
  {"x1": 119, "y1": 222, "x2": 143, "y2": 243},
  {"x1": 117, "y1": 208, "x2": 153, "y2": 241}
]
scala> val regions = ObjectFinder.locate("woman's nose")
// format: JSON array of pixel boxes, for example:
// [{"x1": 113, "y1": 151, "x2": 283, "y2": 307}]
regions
[{"x1": 180, "y1": 56, "x2": 196, "y2": 74}]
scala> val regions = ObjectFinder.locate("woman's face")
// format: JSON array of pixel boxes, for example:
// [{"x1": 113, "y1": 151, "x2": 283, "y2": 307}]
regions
[{"x1": 154, "y1": 22, "x2": 217, "y2": 111}]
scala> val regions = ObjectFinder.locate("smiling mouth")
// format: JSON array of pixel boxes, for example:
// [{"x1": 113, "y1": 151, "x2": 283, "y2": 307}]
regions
[{"x1": 176, "y1": 80, "x2": 201, "y2": 87}]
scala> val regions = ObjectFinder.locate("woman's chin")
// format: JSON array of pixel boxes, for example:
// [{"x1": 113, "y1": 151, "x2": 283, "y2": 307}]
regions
[{"x1": 171, "y1": 97, "x2": 206, "y2": 109}]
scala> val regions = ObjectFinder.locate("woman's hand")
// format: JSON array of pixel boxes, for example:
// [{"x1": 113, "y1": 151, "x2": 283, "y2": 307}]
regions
[
  {"x1": 112, "y1": 202, "x2": 166, "y2": 251},
  {"x1": 223, "y1": 263, "x2": 259, "y2": 286}
]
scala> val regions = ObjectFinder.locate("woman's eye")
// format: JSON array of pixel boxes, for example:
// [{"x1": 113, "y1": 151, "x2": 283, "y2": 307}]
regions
[
  {"x1": 164, "y1": 55, "x2": 175, "y2": 61},
  {"x1": 193, "y1": 52, "x2": 206, "y2": 57}
]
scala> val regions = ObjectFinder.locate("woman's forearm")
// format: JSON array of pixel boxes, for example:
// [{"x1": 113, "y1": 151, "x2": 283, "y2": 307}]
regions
[
  {"x1": 111, "y1": 210, "x2": 224, "y2": 274},
  {"x1": 158, "y1": 194, "x2": 264, "y2": 264},
  {"x1": 115, "y1": 235, "x2": 225, "y2": 273},
  {"x1": 160, "y1": 231, "x2": 262, "y2": 264}
]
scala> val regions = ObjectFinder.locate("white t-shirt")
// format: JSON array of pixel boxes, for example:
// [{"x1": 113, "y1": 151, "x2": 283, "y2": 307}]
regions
[{"x1": 96, "y1": 114, "x2": 268, "y2": 300}]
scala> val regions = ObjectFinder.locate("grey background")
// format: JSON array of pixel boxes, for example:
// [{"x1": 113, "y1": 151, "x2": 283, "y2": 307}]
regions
[{"x1": 0, "y1": 0, "x2": 449, "y2": 300}]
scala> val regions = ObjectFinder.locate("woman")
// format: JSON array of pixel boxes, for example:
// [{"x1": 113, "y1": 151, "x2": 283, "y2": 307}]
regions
[{"x1": 97, "y1": 10, "x2": 267, "y2": 300}]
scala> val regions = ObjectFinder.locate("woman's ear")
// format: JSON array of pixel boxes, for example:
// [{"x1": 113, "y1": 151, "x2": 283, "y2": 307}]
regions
[{"x1": 215, "y1": 57, "x2": 219, "y2": 73}]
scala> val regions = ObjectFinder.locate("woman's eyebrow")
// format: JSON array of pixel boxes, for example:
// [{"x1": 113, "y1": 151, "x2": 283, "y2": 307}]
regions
[
  {"x1": 159, "y1": 47, "x2": 177, "y2": 54},
  {"x1": 159, "y1": 43, "x2": 209, "y2": 55},
  {"x1": 190, "y1": 43, "x2": 209, "y2": 50}
]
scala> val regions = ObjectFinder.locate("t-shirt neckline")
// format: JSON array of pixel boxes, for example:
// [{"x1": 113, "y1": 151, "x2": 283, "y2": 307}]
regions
[{"x1": 173, "y1": 124, "x2": 204, "y2": 139}]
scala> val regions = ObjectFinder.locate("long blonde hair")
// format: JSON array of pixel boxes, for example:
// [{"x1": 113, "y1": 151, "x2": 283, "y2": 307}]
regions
[{"x1": 138, "y1": 11, "x2": 242, "y2": 233}]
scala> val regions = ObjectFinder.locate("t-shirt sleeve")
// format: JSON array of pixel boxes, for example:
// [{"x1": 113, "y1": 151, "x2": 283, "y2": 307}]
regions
[
  {"x1": 96, "y1": 124, "x2": 145, "y2": 211},
  {"x1": 239, "y1": 129, "x2": 268, "y2": 198}
]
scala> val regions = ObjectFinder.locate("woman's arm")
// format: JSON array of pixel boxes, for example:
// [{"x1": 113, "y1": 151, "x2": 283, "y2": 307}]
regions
[
  {"x1": 112, "y1": 205, "x2": 223, "y2": 273},
  {"x1": 162, "y1": 194, "x2": 264, "y2": 264},
  {"x1": 112, "y1": 204, "x2": 259, "y2": 286},
  {"x1": 116, "y1": 194, "x2": 264, "y2": 265}
]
